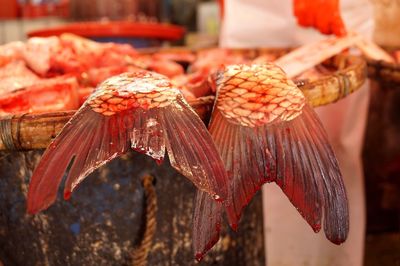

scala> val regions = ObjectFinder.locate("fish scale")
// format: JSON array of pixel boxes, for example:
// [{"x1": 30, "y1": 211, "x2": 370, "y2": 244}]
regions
[
  {"x1": 216, "y1": 63, "x2": 306, "y2": 127},
  {"x1": 88, "y1": 71, "x2": 180, "y2": 116}
]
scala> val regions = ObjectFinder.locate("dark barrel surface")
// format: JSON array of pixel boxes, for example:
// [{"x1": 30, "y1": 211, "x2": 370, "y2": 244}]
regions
[{"x1": 0, "y1": 151, "x2": 264, "y2": 266}]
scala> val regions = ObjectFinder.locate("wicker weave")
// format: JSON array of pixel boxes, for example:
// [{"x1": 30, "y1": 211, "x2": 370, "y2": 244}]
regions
[{"x1": 299, "y1": 54, "x2": 366, "y2": 107}]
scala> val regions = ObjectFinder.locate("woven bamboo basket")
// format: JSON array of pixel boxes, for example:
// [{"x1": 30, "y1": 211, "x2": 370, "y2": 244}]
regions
[{"x1": 0, "y1": 49, "x2": 367, "y2": 266}]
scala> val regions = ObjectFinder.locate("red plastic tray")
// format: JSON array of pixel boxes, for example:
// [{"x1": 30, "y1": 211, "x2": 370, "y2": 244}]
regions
[
  {"x1": 0, "y1": 0, "x2": 19, "y2": 19},
  {"x1": 27, "y1": 21, "x2": 185, "y2": 41}
]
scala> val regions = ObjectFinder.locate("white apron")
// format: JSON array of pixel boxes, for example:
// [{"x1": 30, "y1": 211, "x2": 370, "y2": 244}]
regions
[{"x1": 220, "y1": 1, "x2": 372, "y2": 265}]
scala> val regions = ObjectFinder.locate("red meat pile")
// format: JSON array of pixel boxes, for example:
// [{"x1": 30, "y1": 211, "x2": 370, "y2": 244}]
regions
[{"x1": 0, "y1": 34, "x2": 187, "y2": 115}]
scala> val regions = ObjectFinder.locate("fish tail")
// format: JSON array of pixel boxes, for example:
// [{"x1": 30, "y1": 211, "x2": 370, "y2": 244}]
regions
[{"x1": 268, "y1": 104, "x2": 349, "y2": 243}]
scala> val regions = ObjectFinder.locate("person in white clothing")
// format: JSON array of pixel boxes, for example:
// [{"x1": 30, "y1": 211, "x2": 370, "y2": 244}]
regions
[{"x1": 219, "y1": 1, "x2": 372, "y2": 265}]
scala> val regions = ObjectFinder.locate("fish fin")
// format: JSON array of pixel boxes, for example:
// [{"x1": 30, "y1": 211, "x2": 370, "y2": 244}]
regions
[
  {"x1": 268, "y1": 104, "x2": 348, "y2": 243},
  {"x1": 301, "y1": 104, "x2": 349, "y2": 243},
  {"x1": 209, "y1": 109, "x2": 275, "y2": 229},
  {"x1": 29, "y1": 104, "x2": 169, "y2": 214},
  {"x1": 63, "y1": 108, "x2": 138, "y2": 199},
  {"x1": 27, "y1": 106, "x2": 126, "y2": 213},
  {"x1": 193, "y1": 190, "x2": 222, "y2": 261},
  {"x1": 161, "y1": 96, "x2": 228, "y2": 201},
  {"x1": 129, "y1": 107, "x2": 166, "y2": 163}
]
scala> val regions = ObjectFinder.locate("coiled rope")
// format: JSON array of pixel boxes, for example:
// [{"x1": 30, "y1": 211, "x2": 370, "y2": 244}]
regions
[{"x1": 131, "y1": 175, "x2": 157, "y2": 266}]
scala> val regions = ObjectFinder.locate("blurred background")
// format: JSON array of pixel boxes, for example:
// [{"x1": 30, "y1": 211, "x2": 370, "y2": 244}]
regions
[{"x1": 0, "y1": 0, "x2": 220, "y2": 47}]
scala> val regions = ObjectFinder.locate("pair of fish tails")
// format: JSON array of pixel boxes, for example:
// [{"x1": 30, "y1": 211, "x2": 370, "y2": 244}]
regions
[
  {"x1": 25, "y1": 69, "x2": 348, "y2": 260},
  {"x1": 193, "y1": 104, "x2": 349, "y2": 259},
  {"x1": 27, "y1": 71, "x2": 229, "y2": 215}
]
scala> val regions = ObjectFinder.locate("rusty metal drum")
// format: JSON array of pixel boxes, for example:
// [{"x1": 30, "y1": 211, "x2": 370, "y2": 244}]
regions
[{"x1": 0, "y1": 150, "x2": 265, "y2": 265}]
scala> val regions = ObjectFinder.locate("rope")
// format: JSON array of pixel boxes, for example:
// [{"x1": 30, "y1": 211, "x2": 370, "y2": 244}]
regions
[
  {"x1": 0, "y1": 114, "x2": 26, "y2": 151},
  {"x1": 0, "y1": 115, "x2": 17, "y2": 150},
  {"x1": 131, "y1": 175, "x2": 157, "y2": 266}
]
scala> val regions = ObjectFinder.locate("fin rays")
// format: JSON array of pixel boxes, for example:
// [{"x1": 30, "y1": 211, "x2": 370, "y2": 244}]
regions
[
  {"x1": 28, "y1": 97, "x2": 229, "y2": 214},
  {"x1": 162, "y1": 97, "x2": 228, "y2": 201},
  {"x1": 193, "y1": 104, "x2": 349, "y2": 259},
  {"x1": 193, "y1": 190, "x2": 222, "y2": 261}
]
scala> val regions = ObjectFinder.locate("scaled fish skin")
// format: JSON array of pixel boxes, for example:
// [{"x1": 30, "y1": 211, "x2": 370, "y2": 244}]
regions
[{"x1": 215, "y1": 63, "x2": 305, "y2": 127}]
